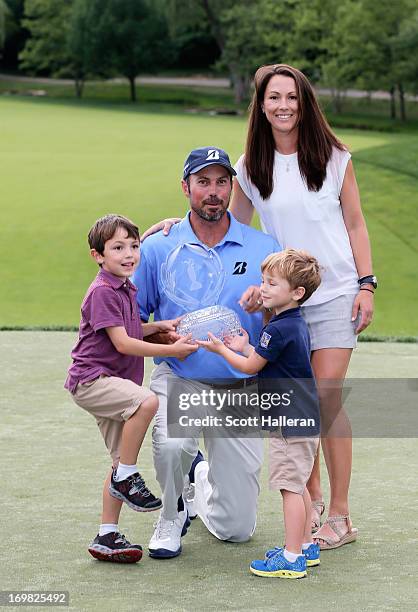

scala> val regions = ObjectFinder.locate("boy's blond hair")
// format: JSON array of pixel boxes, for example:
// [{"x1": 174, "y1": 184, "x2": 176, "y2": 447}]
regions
[{"x1": 261, "y1": 248, "x2": 321, "y2": 305}]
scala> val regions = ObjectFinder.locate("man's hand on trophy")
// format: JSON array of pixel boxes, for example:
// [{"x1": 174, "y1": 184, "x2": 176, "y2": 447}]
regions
[
  {"x1": 144, "y1": 329, "x2": 180, "y2": 345},
  {"x1": 238, "y1": 285, "x2": 263, "y2": 313},
  {"x1": 143, "y1": 316, "x2": 183, "y2": 344},
  {"x1": 155, "y1": 316, "x2": 182, "y2": 333}
]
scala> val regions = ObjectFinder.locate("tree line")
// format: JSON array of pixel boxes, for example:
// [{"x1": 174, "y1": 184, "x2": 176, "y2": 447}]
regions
[{"x1": 1, "y1": 0, "x2": 418, "y2": 118}]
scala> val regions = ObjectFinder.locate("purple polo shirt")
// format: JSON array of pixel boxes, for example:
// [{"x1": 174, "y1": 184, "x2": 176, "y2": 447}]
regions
[{"x1": 65, "y1": 268, "x2": 144, "y2": 393}]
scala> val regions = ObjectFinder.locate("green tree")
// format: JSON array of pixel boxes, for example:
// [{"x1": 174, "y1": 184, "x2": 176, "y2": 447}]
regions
[
  {"x1": 67, "y1": 0, "x2": 102, "y2": 98},
  {"x1": 162, "y1": 0, "x2": 298, "y2": 102},
  {"x1": 286, "y1": 0, "x2": 333, "y2": 79},
  {"x1": 287, "y1": 0, "x2": 354, "y2": 113},
  {"x1": 391, "y1": 10, "x2": 418, "y2": 119},
  {"x1": 87, "y1": 0, "x2": 171, "y2": 102},
  {"x1": 1, "y1": 0, "x2": 10, "y2": 49},
  {"x1": 155, "y1": 0, "x2": 219, "y2": 71},
  {"x1": 216, "y1": 0, "x2": 296, "y2": 102},
  {"x1": 19, "y1": 0, "x2": 91, "y2": 97},
  {"x1": 325, "y1": 0, "x2": 416, "y2": 119},
  {"x1": 19, "y1": 0, "x2": 172, "y2": 101},
  {"x1": 0, "y1": 1, "x2": 28, "y2": 71},
  {"x1": 198, "y1": 0, "x2": 244, "y2": 101},
  {"x1": 193, "y1": 0, "x2": 299, "y2": 102},
  {"x1": 19, "y1": 0, "x2": 73, "y2": 76}
]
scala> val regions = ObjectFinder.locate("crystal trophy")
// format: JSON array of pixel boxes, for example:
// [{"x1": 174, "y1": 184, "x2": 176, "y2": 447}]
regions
[
  {"x1": 160, "y1": 243, "x2": 226, "y2": 310},
  {"x1": 177, "y1": 305, "x2": 242, "y2": 341},
  {"x1": 160, "y1": 242, "x2": 239, "y2": 340}
]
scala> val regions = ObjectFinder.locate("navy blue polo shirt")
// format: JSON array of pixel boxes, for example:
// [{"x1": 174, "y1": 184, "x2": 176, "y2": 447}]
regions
[{"x1": 255, "y1": 307, "x2": 320, "y2": 437}]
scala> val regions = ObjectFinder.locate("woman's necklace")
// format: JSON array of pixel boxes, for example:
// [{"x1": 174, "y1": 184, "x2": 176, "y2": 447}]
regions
[{"x1": 277, "y1": 147, "x2": 296, "y2": 172}]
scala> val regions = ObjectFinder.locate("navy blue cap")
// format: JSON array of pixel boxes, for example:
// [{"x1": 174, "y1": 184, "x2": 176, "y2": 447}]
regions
[{"x1": 183, "y1": 146, "x2": 237, "y2": 180}]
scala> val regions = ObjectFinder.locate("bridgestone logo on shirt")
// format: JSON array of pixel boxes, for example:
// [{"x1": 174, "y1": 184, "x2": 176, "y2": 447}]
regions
[
  {"x1": 233, "y1": 261, "x2": 247, "y2": 275},
  {"x1": 260, "y1": 332, "x2": 271, "y2": 348}
]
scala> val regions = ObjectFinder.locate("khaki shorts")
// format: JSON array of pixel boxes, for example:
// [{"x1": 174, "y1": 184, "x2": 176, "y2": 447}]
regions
[
  {"x1": 71, "y1": 375, "x2": 155, "y2": 462},
  {"x1": 269, "y1": 432, "x2": 319, "y2": 495}
]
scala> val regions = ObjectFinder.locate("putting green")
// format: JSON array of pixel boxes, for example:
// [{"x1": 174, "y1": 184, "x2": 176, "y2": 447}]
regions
[
  {"x1": 0, "y1": 97, "x2": 417, "y2": 335},
  {"x1": 1, "y1": 332, "x2": 417, "y2": 611}
]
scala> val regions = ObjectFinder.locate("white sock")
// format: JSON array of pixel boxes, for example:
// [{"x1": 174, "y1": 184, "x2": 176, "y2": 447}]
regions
[
  {"x1": 283, "y1": 548, "x2": 303, "y2": 563},
  {"x1": 302, "y1": 542, "x2": 314, "y2": 551},
  {"x1": 115, "y1": 463, "x2": 138, "y2": 481},
  {"x1": 99, "y1": 523, "x2": 118, "y2": 536}
]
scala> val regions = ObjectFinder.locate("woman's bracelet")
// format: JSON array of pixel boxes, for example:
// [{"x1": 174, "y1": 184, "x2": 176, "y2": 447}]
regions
[{"x1": 360, "y1": 287, "x2": 374, "y2": 294}]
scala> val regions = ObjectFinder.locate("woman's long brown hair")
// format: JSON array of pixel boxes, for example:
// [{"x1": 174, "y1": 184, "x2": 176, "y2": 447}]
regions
[{"x1": 245, "y1": 64, "x2": 345, "y2": 199}]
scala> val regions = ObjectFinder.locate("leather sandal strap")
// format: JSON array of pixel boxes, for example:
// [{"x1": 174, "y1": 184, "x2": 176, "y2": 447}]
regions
[
  {"x1": 325, "y1": 515, "x2": 351, "y2": 539},
  {"x1": 314, "y1": 531, "x2": 339, "y2": 546}
]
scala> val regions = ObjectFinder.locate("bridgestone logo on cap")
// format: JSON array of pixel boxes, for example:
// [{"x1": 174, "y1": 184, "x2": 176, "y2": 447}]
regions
[{"x1": 206, "y1": 150, "x2": 220, "y2": 160}]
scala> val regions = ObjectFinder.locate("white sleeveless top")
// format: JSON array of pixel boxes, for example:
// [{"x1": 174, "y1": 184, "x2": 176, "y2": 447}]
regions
[{"x1": 234, "y1": 147, "x2": 358, "y2": 306}]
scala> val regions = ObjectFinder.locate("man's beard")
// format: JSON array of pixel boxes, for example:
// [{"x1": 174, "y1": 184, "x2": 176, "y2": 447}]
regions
[{"x1": 191, "y1": 198, "x2": 228, "y2": 222}]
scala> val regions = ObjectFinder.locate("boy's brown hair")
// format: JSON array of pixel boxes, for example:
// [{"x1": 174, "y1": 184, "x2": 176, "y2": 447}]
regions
[
  {"x1": 261, "y1": 248, "x2": 321, "y2": 305},
  {"x1": 88, "y1": 214, "x2": 140, "y2": 254}
]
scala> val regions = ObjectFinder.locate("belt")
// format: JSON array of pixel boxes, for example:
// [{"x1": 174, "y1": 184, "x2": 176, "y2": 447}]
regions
[{"x1": 198, "y1": 376, "x2": 258, "y2": 390}]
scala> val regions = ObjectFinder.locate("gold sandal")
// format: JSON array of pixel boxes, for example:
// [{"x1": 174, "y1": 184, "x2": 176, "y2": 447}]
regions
[
  {"x1": 313, "y1": 515, "x2": 358, "y2": 550},
  {"x1": 311, "y1": 499, "x2": 325, "y2": 533}
]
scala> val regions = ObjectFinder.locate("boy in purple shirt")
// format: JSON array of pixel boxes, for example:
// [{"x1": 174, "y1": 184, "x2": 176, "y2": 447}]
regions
[{"x1": 65, "y1": 214, "x2": 197, "y2": 563}]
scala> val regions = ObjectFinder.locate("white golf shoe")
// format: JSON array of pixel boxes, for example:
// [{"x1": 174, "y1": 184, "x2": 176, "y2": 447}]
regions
[{"x1": 148, "y1": 509, "x2": 190, "y2": 559}]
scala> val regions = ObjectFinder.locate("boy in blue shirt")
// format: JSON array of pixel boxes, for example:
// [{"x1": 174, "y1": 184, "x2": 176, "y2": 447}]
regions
[{"x1": 199, "y1": 248, "x2": 321, "y2": 579}]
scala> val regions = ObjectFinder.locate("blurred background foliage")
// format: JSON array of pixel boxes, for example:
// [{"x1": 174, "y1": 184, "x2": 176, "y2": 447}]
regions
[{"x1": 0, "y1": 0, "x2": 417, "y2": 115}]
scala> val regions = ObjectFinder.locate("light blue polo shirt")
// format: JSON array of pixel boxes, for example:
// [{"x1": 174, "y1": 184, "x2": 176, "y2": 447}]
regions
[{"x1": 133, "y1": 212, "x2": 281, "y2": 379}]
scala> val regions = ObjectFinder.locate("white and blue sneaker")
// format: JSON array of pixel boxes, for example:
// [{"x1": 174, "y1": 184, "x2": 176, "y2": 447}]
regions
[
  {"x1": 250, "y1": 550, "x2": 307, "y2": 579},
  {"x1": 264, "y1": 543, "x2": 320, "y2": 567},
  {"x1": 148, "y1": 509, "x2": 190, "y2": 559}
]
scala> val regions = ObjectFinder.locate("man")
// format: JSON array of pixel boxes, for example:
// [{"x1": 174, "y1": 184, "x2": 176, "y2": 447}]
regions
[{"x1": 133, "y1": 146, "x2": 280, "y2": 558}]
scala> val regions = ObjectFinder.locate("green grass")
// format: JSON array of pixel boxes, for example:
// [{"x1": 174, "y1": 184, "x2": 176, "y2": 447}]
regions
[
  {"x1": 1, "y1": 332, "x2": 418, "y2": 611},
  {"x1": 0, "y1": 79, "x2": 239, "y2": 112},
  {"x1": 0, "y1": 92, "x2": 417, "y2": 335},
  {"x1": 2, "y1": 77, "x2": 418, "y2": 127}
]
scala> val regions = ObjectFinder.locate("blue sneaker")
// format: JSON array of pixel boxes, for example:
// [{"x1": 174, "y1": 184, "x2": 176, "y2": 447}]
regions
[
  {"x1": 303, "y1": 543, "x2": 320, "y2": 567},
  {"x1": 265, "y1": 543, "x2": 320, "y2": 567},
  {"x1": 264, "y1": 546, "x2": 283, "y2": 560},
  {"x1": 250, "y1": 550, "x2": 307, "y2": 579}
]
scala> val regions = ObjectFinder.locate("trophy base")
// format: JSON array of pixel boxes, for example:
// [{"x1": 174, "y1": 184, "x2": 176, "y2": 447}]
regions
[{"x1": 177, "y1": 305, "x2": 241, "y2": 341}]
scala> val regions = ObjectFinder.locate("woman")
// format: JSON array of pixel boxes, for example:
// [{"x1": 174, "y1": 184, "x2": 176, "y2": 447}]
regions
[
  {"x1": 231, "y1": 64, "x2": 375, "y2": 549},
  {"x1": 142, "y1": 64, "x2": 375, "y2": 549}
]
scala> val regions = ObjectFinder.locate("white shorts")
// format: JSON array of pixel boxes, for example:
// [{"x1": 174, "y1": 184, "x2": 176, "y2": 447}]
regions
[{"x1": 301, "y1": 294, "x2": 359, "y2": 351}]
